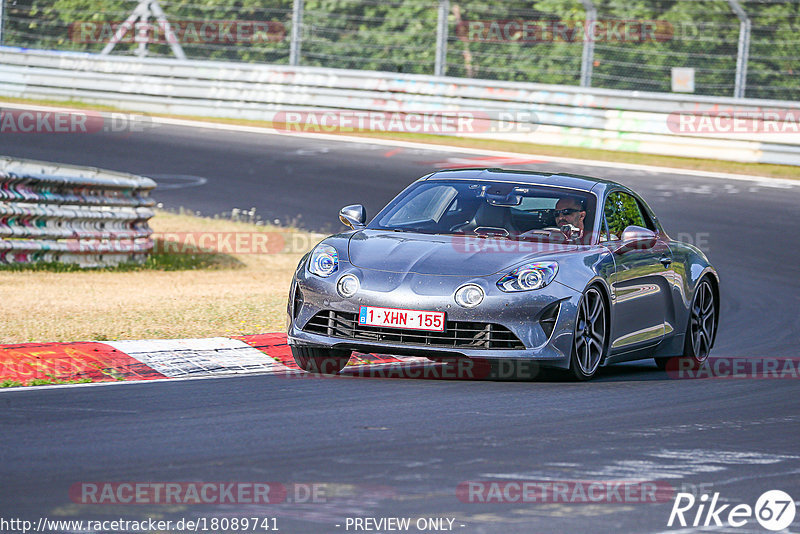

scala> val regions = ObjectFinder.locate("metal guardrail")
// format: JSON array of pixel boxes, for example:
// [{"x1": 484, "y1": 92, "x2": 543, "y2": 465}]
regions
[
  {"x1": 0, "y1": 156, "x2": 156, "y2": 267},
  {"x1": 1, "y1": 47, "x2": 799, "y2": 166},
  {"x1": 2, "y1": 0, "x2": 798, "y2": 100}
]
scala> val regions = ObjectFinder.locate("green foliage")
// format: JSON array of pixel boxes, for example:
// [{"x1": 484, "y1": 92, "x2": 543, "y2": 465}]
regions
[
  {"x1": 2, "y1": 0, "x2": 797, "y2": 98},
  {"x1": 301, "y1": 0, "x2": 439, "y2": 72},
  {"x1": 448, "y1": 0, "x2": 584, "y2": 83},
  {"x1": 604, "y1": 191, "x2": 646, "y2": 237},
  {"x1": 0, "y1": 377, "x2": 93, "y2": 387},
  {"x1": 0, "y1": 246, "x2": 244, "y2": 272},
  {"x1": 5, "y1": 0, "x2": 292, "y2": 60}
]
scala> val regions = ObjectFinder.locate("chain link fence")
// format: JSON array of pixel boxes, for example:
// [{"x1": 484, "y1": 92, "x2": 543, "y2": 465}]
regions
[{"x1": 0, "y1": 0, "x2": 797, "y2": 100}]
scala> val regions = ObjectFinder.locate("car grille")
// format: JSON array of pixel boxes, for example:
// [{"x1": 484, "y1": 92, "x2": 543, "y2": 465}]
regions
[{"x1": 303, "y1": 310, "x2": 524, "y2": 350}]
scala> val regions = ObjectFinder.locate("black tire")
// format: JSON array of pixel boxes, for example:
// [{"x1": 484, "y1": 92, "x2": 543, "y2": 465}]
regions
[
  {"x1": 654, "y1": 277, "x2": 717, "y2": 372},
  {"x1": 291, "y1": 346, "x2": 351, "y2": 375},
  {"x1": 568, "y1": 286, "x2": 608, "y2": 381}
]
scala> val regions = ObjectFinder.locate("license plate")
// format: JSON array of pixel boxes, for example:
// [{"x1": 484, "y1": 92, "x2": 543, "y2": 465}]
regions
[{"x1": 359, "y1": 305, "x2": 445, "y2": 332}]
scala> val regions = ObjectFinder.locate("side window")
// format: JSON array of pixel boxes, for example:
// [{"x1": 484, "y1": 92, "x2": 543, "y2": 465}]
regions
[
  {"x1": 604, "y1": 192, "x2": 648, "y2": 240},
  {"x1": 637, "y1": 202, "x2": 658, "y2": 231}
]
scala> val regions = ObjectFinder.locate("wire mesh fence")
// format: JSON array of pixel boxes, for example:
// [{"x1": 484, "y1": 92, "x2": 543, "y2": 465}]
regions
[
  {"x1": 0, "y1": 0, "x2": 797, "y2": 100},
  {"x1": 300, "y1": 0, "x2": 440, "y2": 72}
]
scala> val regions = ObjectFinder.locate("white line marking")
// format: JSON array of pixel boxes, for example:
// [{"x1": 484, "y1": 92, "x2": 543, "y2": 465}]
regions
[
  {"x1": 151, "y1": 116, "x2": 800, "y2": 188},
  {"x1": 0, "y1": 370, "x2": 255, "y2": 393},
  {"x1": 1, "y1": 101, "x2": 797, "y2": 188},
  {"x1": 105, "y1": 337, "x2": 284, "y2": 378},
  {"x1": 147, "y1": 174, "x2": 208, "y2": 190}
]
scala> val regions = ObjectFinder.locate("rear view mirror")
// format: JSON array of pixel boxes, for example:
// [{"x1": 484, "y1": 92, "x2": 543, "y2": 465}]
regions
[
  {"x1": 339, "y1": 204, "x2": 366, "y2": 229},
  {"x1": 486, "y1": 194, "x2": 522, "y2": 206}
]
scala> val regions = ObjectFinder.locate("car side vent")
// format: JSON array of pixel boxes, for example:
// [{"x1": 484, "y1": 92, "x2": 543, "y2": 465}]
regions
[
  {"x1": 292, "y1": 286, "x2": 303, "y2": 319},
  {"x1": 539, "y1": 301, "x2": 561, "y2": 339}
]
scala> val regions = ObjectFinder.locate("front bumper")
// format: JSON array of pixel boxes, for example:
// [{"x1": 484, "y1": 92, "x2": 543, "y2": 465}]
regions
[{"x1": 287, "y1": 261, "x2": 582, "y2": 368}]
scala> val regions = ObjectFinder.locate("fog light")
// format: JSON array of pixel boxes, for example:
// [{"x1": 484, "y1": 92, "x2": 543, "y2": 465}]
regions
[
  {"x1": 455, "y1": 284, "x2": 484, "y2": 308},
  {"x1": 337, "y1": 274, "x2": 360, "y2": 298}
]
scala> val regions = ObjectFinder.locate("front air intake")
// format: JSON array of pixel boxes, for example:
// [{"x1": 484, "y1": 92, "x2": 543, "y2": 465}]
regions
[{"x1": 303, "y1": 311, "x2": 524, "y2": 350}]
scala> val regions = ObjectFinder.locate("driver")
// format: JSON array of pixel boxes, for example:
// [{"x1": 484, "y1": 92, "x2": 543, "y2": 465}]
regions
[{"x1": 554, "y1": 197, "x2": 586, "y2": 237}]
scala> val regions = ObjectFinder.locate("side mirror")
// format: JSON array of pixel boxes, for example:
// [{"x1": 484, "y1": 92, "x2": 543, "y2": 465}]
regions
[
  {"x1": 339, "y1": 204, "x2": 366, "y2": 229},
  {"x1": 616, "y1": 225, "x2": 657, "y2": 253}
]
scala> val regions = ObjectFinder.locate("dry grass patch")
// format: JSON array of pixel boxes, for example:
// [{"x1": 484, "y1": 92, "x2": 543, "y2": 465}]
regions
[{"x1": 0, "y1": 210, "x2": 323, "y2": 343}]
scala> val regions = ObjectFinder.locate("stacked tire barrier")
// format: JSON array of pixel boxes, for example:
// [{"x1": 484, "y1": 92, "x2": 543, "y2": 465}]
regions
[
  {"x1": 1, "y1": 46, "x2": 799, "y2": 166},
  {"x1": 0, "y1": 157, "x2": 156, "y2": 267}
]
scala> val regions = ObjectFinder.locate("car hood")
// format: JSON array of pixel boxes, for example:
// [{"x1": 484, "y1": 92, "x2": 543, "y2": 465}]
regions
[{"x1": 347, "y1": 230, "x2": 579, "y2": 276}]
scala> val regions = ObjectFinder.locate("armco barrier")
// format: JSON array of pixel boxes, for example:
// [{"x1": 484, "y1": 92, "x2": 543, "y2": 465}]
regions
[
  {"x1": 0, "y1": 156, "x2": 156, "y2": 267},
  {"x1": 1, "y1": 46, "x2": 799, "y2": 165}
]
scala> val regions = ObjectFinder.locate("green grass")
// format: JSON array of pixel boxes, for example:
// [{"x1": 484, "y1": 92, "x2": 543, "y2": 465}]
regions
[
  {"x1": 0, "y1": 252, "x2": 236, "y2": 272},
  {"x1": 0, "y1": 210, "x2": 312, "y2": 344},
  {"x1": 0, "y1": 239, "x2": 245, "y2": 273},
  {"x1": 1, "y1": 378, "x2": 94, "y2": 388}
]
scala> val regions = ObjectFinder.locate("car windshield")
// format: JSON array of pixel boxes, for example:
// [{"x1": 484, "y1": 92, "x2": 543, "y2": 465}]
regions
[{"x1": 370, "y1": 180, "x2": 596, "y2": 243}]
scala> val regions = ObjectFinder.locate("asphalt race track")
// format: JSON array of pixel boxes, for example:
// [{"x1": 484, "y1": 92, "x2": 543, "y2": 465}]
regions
[{"x1": 2, "y1": 118, "x2": 799, "y2": 533}]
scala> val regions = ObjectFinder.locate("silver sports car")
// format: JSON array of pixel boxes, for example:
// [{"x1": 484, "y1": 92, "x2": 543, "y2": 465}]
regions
[{"x1": 287, "y1": 168, "x2": 719, "y2": 380}]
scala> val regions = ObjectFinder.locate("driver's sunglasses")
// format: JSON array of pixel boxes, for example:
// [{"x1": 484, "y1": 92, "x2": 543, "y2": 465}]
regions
[{"x1": 554, "y1": 208, "x2": 581, "y2": 216}]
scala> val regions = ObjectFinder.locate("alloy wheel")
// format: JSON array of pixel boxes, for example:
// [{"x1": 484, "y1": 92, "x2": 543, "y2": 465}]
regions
[
  {"x1": 689, "y1": 280, "x2": 716, "y2": 362},
  {"x1": 574, "y1": 287, "x2": 606, "y2": 376}
]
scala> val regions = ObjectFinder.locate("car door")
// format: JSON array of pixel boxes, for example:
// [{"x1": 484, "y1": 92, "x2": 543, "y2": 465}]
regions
[{"x1": 602, "y1": 191, "x2": 673, "y2": 353}]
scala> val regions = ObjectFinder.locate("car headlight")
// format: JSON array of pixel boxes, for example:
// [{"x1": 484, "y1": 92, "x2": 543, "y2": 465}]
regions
[
  {"x1": 308, "y1": 244, "x2": 339, "y2": 277},
  {"x1": 497, "y1": 261, "x2": 558, "y2": 292},
  {"x1": 455, "y1": 284, "x2": 485, "y2": 308}
]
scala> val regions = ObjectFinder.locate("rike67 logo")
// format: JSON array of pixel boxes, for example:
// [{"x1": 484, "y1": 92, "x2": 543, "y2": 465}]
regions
[{"x1": 668, "y1": 490, "x2": 796, "y2": 531}]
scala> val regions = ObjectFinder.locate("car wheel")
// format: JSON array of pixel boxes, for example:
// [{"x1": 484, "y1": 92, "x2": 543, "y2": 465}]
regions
[
  {"x1": 655, "y1": 277, "x2": 717, "y2": 371},
  {"x1": 568, "y1": 286, "x2": 607, "y2": 381},
  {"x1": 291, "y1": 346, "x2": 351, "y2": 375}
]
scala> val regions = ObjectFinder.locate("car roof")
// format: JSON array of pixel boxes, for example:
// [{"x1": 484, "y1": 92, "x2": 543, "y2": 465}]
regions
[{"x1": 424, "y1": 168, "x2": 624, "y2": 193}]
